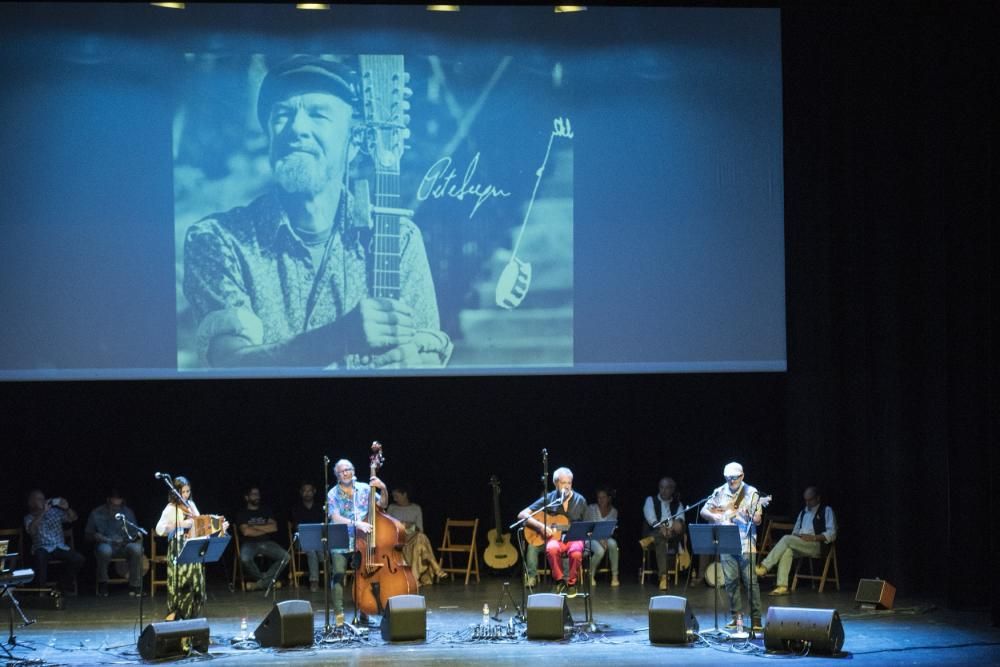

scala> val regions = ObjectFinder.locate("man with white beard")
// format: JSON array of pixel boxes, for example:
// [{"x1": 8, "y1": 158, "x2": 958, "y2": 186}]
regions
[{"x1": 184, "y1": 55, "x2": 451, "y2": 369}]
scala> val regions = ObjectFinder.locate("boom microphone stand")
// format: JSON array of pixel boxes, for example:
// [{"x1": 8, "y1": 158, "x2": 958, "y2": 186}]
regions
[
  {"x1": 510, "y1": 448, "x2": 553, "y2": 608},
  {"x1": 118, "y1": 514, "x2": 148, "y2": 632}
]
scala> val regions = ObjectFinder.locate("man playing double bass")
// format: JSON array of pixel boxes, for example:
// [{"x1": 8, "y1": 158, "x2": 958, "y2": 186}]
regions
[
  {"x1": 517, "y1": 467, "x2": 587, "y2": 596},
  {"x1": 327, "y1": 458, "x2": 388, "y2": 626}
]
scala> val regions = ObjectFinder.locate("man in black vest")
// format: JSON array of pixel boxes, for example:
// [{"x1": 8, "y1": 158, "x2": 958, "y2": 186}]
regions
[
  {"x1": 642, "y1": 477, "x2": 685, "y2": 591},
  {"x1": 755, "y1": 486, "x2": 837, "y2": 595}
]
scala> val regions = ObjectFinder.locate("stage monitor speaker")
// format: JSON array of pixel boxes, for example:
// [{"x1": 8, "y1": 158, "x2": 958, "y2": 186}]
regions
[
  {"x1": 255, "y1": 599, "x2": 314, "y2": 648},
  {"x1": 648, "y1": 595, "x2": 699, "y2": 644},
  {"x1": 763, "y1": 607, "x2": 844, "y2": 655},
  {"x1": 855, "y1": 578, "x2": 896, "y2": 610},
  {"x1": 137, "y1": 618, "x2": 210, "y2": 660},
  {"x1": 526, "y1": 593, "x2": 573, "y2": 639},
  {"x1": 380, "y1": 594, "x2": 426, "y2": 642}
]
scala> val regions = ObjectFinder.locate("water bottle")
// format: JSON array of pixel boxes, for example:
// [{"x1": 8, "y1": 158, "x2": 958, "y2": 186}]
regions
[
  {"x1": 239, "y1": 617, "x2": 248, "y2": 640},
  {"x1": 482, "y1": 603, "x2": 490, "y2": 627},
  {"x1": 735, "y1": 612, "x2": 744, "y2": 635}
]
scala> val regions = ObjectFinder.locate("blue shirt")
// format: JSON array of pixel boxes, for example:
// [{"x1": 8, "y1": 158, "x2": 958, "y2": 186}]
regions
[
  {"x1": 85, "y1": 504, "x2": 137, "y2": 543},
  {"x1": 24, "y1": 508, "x2": 70, "y2": 553}
]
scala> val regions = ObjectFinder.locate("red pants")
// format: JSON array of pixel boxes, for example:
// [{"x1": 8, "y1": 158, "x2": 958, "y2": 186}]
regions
[{"x1": 546, "y1": 539, "x2": 584, "y2": 584}]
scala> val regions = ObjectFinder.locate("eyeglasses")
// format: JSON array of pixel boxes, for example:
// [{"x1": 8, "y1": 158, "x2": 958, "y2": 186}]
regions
[
  {"x1": 725, "y1": 475, "x2": 743, "y2": 482},
  {"x1": 337, "y1": 468, "x2": 355, "y2": 474}
]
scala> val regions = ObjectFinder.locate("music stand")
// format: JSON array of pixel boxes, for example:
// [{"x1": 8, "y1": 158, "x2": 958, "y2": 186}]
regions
[
  {"x1": 302, "y1": 523, "x2": 359, "y2": 641},
  {"x1": 562, "y1": 520, "x2": 616, "y2": 632},
  {"x1": 298, "y1": 523, "x2": 348, "y2": 553},
  {"x1": 176, "y1": 535, "x2": 230, "y2": 614},
  {"x1": 688, "y1": 524, "x2": 741, "y2": 637}
]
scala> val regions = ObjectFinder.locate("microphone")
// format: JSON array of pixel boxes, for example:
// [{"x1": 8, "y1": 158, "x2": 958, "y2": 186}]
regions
[
  {"x1": 154, "y1": 472, "x2": 169, "y2": 480},
  {"x1": 116, "y1": 513, "x2": 148, "y2": 535},
  {"x1": 323, "y1": 455, "x2": 330, "y2": 464}
]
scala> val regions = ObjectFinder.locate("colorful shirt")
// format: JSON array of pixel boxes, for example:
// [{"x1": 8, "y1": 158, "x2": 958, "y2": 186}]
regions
[
  {"x1": 327, "y1": 482, "x2": 380, "y2": 552},
  {"x1": 183, "y1": 189, "x2": 449, "y2": 368}
]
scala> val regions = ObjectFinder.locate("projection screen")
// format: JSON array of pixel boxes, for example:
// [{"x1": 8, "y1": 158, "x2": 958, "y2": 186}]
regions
[{"x1": 0, "y1": 3, "x2": 786, "y2": 380}]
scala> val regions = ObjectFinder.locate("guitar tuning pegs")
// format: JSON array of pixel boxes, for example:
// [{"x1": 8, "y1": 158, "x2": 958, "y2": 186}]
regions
[
  {"x1": 403, "y1": 86, "x2": 413, "y2": 100},
  {"x1": 401, "y1": 128, "x2": 412, "y2": 140},
  {"x1": 402, "y1": 114, "x2": 410, "y2": 127},
  {"x1": 401, "y1": 100, "x2": 411, "y2": 111},
  {"x1": 404, "y1": 71, "x2": 411, "y2": 84}
]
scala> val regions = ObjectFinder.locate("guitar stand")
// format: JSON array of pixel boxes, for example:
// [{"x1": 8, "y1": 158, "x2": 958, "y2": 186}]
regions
[{"x1": 491, "y1": 581, "x2": 523, "y2": 623}]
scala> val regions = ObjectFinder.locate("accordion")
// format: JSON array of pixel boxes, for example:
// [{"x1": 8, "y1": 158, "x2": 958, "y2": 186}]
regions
[{"x1": 191, "y1": 515, "x2": 225, "y2": 538}]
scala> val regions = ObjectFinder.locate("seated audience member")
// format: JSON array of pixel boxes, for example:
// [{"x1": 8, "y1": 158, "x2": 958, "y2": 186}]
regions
[
  {"x1": 642, "y1": 477, "x2": 685, "y2": 591},
  {"x1": 289, "y1": 481, "x2": 325, "y2": 593},
  {"x1": 586, "y1": 485, "x2": 620, "y2": 587},
  {"x1": 23, "y1": 490, "x2": 85, "y2": 595},
  {"x1": 387, "y1": 484, "x2": 448, "y2": 585},
  {"x1": 236, "y1": 486, "x2": 288, "y2": 590},
  {"x1": 85, "y1": 489, "x2": 145, "y2": 596},
  {"x1": 756, "y1": 485, "x2": 837, "y2": 595}
]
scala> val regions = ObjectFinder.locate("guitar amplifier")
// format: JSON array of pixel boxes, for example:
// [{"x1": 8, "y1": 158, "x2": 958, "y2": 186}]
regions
[{"x1": 855, "y1": 578, "x2": 895, "y2": 610}]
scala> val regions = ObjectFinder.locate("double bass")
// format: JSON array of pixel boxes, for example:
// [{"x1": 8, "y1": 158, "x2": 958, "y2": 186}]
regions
[{"x1": 354, "y1": 441, "x2": 417, "y2": 616}]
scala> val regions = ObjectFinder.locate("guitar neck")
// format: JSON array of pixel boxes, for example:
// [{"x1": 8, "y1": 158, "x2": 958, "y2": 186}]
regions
[
  {"x1": 359, "y1": 54, "x2": 406, "y2": 301},
  {"x1": 491, "y1": 487, "x2": 503, "y2": 544},
  {"x1": 372, "y1": 168, "x2": 401, "y2": 300}
]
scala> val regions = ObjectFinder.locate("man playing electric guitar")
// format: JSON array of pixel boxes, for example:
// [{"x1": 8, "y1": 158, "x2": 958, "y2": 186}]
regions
[
  {"x1": 517, "y1": 467, "x2": 587, "y2": 596},
  {"x1": 700, "y1": 462, "x2": 770, "y2": 633}
]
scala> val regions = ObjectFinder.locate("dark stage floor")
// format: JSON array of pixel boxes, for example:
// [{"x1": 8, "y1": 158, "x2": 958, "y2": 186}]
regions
[{"x1": 3, "y1": 575, "x2": 999, "y2": 666}]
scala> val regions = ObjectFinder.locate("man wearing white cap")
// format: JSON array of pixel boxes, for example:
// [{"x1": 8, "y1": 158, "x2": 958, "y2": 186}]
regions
[{"x1": 700, "y1": 462, "x2": 765, "y2": 632}]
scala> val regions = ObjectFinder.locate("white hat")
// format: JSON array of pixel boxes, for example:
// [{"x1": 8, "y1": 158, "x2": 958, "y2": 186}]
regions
[{"x1": 723, "y1": 462, "x2": 744, "y2": 477}]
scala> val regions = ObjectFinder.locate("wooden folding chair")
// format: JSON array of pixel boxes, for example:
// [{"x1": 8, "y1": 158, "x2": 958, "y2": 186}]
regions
[
  {"x1": 437, "y1": 518, "x2": 480, "y2": 584},
  {"x1": 149, "y1": 533, "x2": 170, "y2": 596},
  {"x1": 792, "y1": 542, "x2": 840, "y2": 592},
  {"x1": 639, "y1": 534, "x2": 686, "y2": 586},
  {"x1": 757, "y1": 519, "x2": 794, "y2": 580},
  {"x1": 99, "y1": 554, "x2": 130, "y2": 594},
  {"x1": 16, "y1": 527, "x2": 78, "y2": 595},
  {"x1": 287, "y1": 524, "x2": 309, "y2": 589}
]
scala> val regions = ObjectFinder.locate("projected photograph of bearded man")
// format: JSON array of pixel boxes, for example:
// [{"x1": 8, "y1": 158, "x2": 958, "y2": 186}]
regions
[{"x1": 174, "y1": 52, "x2": 573, "y2": 374}]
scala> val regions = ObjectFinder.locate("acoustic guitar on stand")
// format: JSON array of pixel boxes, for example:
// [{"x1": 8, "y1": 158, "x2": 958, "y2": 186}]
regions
[{"x1": 483, "y1": 476, "x2": 519, "y2": 570}]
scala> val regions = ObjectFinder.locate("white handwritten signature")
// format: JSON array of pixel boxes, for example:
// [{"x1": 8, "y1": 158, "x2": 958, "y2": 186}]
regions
[{"x1": 417, "y1": 152, "x2": 511, "y2": 219}]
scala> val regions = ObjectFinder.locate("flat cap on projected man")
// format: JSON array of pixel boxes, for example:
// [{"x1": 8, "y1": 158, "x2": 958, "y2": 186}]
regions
[{"x1": 256, "y1": 56, "x2": 360, "y2": 130}]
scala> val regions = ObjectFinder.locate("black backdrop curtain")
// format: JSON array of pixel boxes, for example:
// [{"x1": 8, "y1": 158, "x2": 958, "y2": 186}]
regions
[{"x1": 0, "y1": 3, "x2": 994, "y2": 620}]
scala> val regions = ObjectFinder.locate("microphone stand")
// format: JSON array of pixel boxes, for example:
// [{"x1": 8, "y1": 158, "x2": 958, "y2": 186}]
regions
[
  {"x1": 320, "y1": 456, "x2": 334, "y2": 640},
  {"x1": 745, "y1": 492, "x2": 763, "y2": 642},
  {"x1": 654, "y1": 495, "x2": 712, "y2": 589},
  {"x1": 119, "y1": 515, "x2": 146, "y2": 632}
]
